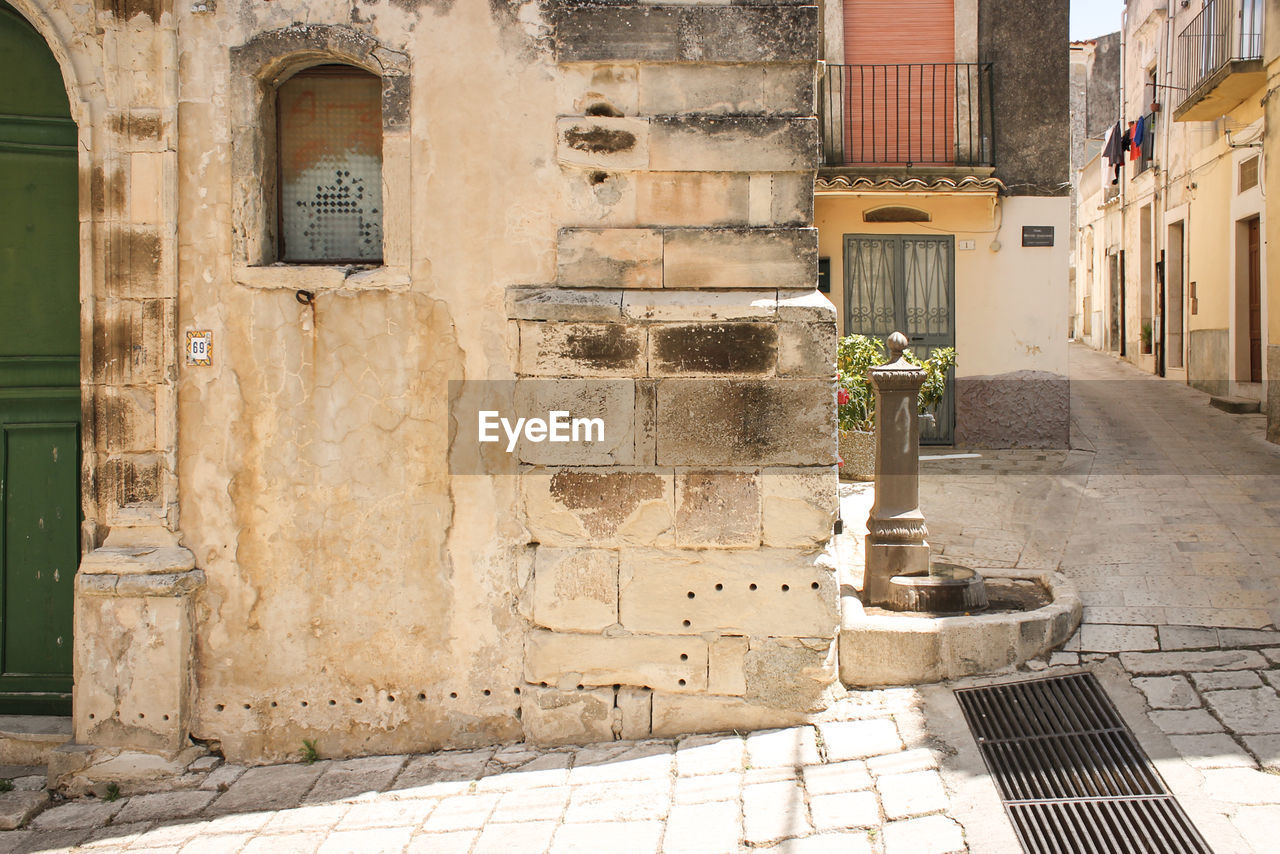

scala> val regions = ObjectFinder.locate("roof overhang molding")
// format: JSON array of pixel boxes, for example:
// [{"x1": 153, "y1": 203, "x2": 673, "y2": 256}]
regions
[{"x1": 814, "y1": 174, "x2": 1007, "y2": 196}]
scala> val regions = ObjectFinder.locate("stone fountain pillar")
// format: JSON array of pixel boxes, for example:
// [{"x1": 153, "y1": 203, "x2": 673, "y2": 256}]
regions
[
  {"x1": 863, "y1": 332, "x2": 987, "y2": 612},
  {"x1": 863, "y1": 332, "x2": 930, "y2": 606}
]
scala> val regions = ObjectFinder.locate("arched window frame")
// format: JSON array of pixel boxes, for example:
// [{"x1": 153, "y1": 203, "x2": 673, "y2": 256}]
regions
[{"x1": 229, "y1": 26, "x2": 410, "y2": 291}]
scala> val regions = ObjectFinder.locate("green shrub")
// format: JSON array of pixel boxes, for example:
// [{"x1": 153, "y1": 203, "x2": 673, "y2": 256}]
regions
[{"x1": 836, "y1": 334, "x2": 956, "y2": 433}]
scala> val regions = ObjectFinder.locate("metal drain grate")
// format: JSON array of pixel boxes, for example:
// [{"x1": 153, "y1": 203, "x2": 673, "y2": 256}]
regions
[{"x1": 955, "y1": 673, "x2": 1213, "y2": 854}]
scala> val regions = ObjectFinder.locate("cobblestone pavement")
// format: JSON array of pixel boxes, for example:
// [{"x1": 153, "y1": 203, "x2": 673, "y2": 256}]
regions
[
  {"x1": 6, "y1": 691, "x2": 968, "y2": 854},
  {"x1": 9, "y1": 343, "x2": 1280, "y2": 853}
]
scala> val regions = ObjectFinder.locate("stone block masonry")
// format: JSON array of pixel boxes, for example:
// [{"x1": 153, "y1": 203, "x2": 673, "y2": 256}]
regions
[{"x1": 513, "y1": 4, "x2": 837, "y2": 744}]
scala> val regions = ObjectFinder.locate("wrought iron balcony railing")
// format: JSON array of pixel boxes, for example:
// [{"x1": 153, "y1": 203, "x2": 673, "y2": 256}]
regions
[
  {"x1": 820, "y1": 63, "x2": 995, "y2": 169},
  {"x1": 1174, "y1": 0, "x2": 1263, "y2": 118}
]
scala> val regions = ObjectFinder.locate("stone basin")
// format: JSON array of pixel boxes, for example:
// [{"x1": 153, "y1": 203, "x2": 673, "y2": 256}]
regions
[{"x1": 838, "y1": 569, "x2": 1081, "y2": 687}]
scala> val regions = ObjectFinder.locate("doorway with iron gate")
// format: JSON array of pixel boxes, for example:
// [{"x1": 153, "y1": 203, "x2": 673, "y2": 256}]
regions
[
  {"x1": 0, "y1": 2, "x2": 80, "y2": 715},
  {"x1": 843, "y1": 234, "x2": 955, "y2": 444}
]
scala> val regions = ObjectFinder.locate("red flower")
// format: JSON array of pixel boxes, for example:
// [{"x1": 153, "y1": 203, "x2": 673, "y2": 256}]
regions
[{"x1": 837, "y1": 388, "x2": 850, "y2": 406}]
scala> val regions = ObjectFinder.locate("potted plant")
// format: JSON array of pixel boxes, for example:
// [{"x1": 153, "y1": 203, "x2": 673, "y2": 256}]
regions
[
  {"x1": 1140, "y1": 321, "x2": 1153, "y2": 354},
  {"x1": 836, "y1": 334, "x2": 957, "y2": 481}
]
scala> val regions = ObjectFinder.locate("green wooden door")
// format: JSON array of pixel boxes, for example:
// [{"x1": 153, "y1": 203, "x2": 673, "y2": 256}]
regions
[{"x1": 0, "y1": 2, "x2": 80, "y2": 715}]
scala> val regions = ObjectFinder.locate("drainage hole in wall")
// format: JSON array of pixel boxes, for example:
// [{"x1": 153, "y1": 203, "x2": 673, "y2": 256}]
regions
[
  {"x1": 811, "y1": 582, "x2": 820, "y2": 590},
  {"x1": 354, "y1": 698, "x2": 363, "y2": 704},
  {"x1": 138, "y1": 713, "x2": 145, "y2": 720},
  {"x1": 749, "y1": 583, "x2": 757, "y2": 591},
  {"x1": 678, "y1": 679, "x2": 686, "y2": 687},
  {"x1": 715, "y1": 583, "x2": 723, "y2": 591},
  {"x1": 88, "y1": 714, "x2": 94, "y2": 720},
  {"x1": 388, "y1": 695, "x2": 395, "y2": 703},
  {"x1": 215, "y1": 704, "x2": 224, "y2": 712},
  {"x1": 270, "y1": 701, "x2": 278, "y2": 708},
  {"x1": 163, "y1": 715, "x2": 169, "y2": 721},
  {"x1": 680, "y1": 653, "x2": 688, "y2": 661},
  {"x1": 576, "y1": 684, "x2": 585, "y2": 691},
  {"x1": 301, "y1": 701, "x2": 309, "y2": 707},
  {"x1": 243, "y1": 704, "x2": 251, "y2": 710},
  {"x1": 483, "y1": 689, "x2": 491, "y2": 696},
  {"x1": 781, "y1": 584, "x2": 790, "y2": 592},
  {"x1": 682, "y1": 619, "x2": 691, "y2": 627},
  {"x1": 328, "y1": 700, "x2": 336, "y2": 706},
  {"x1": 450, "y1": 692, "x2": 458, "y2": 699},
  {"x1": 417, "y1": 693, "x2": 426, "y2": 701},
  {"x1": 687, "y1": 591, "x2": 695, "y2": 599},
  {"x1": 514, "y1": 687, "x2": 521, "y2": 695}
]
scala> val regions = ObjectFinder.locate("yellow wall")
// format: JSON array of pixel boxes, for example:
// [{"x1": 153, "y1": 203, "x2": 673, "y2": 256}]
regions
[{"x1": 816, "y1": 192, "x2": 1070, "y2": 377}]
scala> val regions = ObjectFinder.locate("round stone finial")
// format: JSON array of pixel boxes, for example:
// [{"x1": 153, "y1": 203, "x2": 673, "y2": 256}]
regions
[{"x1": 887, "y1": 331, "x2": 908, "y2": 360}]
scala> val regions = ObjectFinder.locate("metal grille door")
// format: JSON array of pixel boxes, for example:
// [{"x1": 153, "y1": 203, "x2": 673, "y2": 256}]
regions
[{"x1": 844, "y1": 234, "x2": 954, "y2": 444}]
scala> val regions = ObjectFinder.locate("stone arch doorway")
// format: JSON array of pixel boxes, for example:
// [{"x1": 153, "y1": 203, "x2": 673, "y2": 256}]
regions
[{"x1": 0, "y1": 0, "x2": 80, "y2": 714}]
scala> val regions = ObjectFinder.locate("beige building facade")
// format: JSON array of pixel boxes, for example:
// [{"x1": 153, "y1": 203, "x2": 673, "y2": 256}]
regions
[
  {"x1": 1076, "y1": 0, "x2": 1272, "y2": 417},
  {"x1": 816, "y1": 0, "x2": 1071, "y2": 448},
  {"x1": 1, "y1": 0, "x2": 845, "y2": 780}
]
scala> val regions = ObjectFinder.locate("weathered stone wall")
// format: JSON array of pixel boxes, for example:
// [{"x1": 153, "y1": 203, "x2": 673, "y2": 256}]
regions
[
  {"x1": 979, "y1": 0, "x2": 1070, "y2": 195},
  {"x1": 17, "y1": 0, "x2": 836, "y2": 766},
  {"x1": 511, "y1": 1, "x2": 840, "y2": 744}
]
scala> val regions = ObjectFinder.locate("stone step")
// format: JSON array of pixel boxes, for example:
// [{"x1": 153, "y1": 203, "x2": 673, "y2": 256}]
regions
[
  {"x1": 0, "y1": 790, "x2": 49, "y2": 830},
  {"x1": 1209, "y1": 395, "x2": 1261, "y2": 414},
  {"x1": 0, "y1": 716, "x2": 72, "y2": 767}
]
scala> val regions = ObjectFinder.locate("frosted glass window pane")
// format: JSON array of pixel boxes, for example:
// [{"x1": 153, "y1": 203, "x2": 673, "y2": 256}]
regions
[{"x1": 278, "y1": 69, "x2": 382, "y2": 262}]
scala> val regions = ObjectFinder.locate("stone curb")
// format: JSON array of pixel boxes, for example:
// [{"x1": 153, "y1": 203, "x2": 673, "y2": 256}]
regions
[{"x1": 839, "y1": 569, "x2": 1082, "y2": 686}]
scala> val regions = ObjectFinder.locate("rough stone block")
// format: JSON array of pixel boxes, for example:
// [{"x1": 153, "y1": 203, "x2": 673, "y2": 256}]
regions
[
  {"x1": 75, "y1": 588, "x2": 196, "y2": 753},
  {"x1": 651, "y1": 694, "x2": 807, "y2": 738},
  {"x1": 506, "y1": 288, "x2": 623, "y2": 322},
  {"x1": 562, "y1": 63, "x2": 639, "y2": 116},
  {"x1": 623, "y1": 289, "x2": 776, "y2": 322},
  {"x1": 650, "y1": 117, "x2": 817, "y2": 172},
  {"x1": 553, "y1": 5, "x2": 818, "y2": 64},
  {"x1": 663, "y1": 227, "x2": 817, "y2": 288},
  {"x1": 709, "y1": 637, "x2": 749, "y2": 696},
  {"x1": 525, "y1": 630, "x2": 708, "y2": 693},
  {"x1": 1120, "y1": 649, "x2": 1268, "y2": 674},
  {"x1": 638, "y1": 63, "x2": 814, "y2": 117},
  {"x1": 743, "y1": 637, "x2": 836, "y2": 712},
  {"x1": 635, "y1": 172, "x2": 749, "y2": 227},
  {"x1": 565, "y1": 167, "x2": 638, "y2": 226},
  {"x1": 94, "y1": 387, "x2": 158, "y2": 454},
  {"x1": 1202, "y1": 688, "x2": 1280, "y2": 734},
  {"x1": 675, "y1": 470, "x2": 761, "y2": 547},
  {"x1": 92, "y1": 298, "x2": 169, "y2": 385},
  {"x1": 776, "y1": 289, "x2": 837, "y2": 322},
  {"x1": 557, "y1": 116, "x2": 650, "y2": 170},
  {"x1": 840, "y1": 622, "x2": 944, "y2": 686},
  {"x1": 1132, "y1": 676, "x2": 1200, "y2": 710},
  {"x1": 518, "y1": 322, "x2": 646, "y2": 377},
  {"x1": 650, "y1": 323, "x2": 778, "y2": 377},
  {"x1": 777, "y1": 322, "x2": 835, "y2": 377},
  {"x1": 617, "y1": 687, "x2": 653, "y2": 740},
  {"x1": 760, "y1": 467, "x2": 837, "y2": 548},
  {"x1": 655, "y1": 378, "x2": 836, "y2": 466},
  {"x1": 520, "y1": 685, "x2": 616, "y2": 746},
  {"x1": 619, "y1": 548, "x2": 838, "y2": 637},
  {"x1": 558, "y1": 228, "x2": 662, "y2": 288},
  {"x1": 769, "y1": 173, "x2": 816, "y2": 226},
  {"x1": 531, "y1": 548, "x2": 619, "y2": 632},
  {"x1": 522, "y1": 467, "x2": 674, "y2": 547},
  {"x1": 512, "y1": 379, "x2": 635, "y2": 465}
]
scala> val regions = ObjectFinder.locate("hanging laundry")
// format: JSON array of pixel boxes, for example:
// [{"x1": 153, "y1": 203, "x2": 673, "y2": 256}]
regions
[
  {"x1": 1132, "y1": 115, "x2": 1145, "y2": 150},
  {"x1": 1129, "y1": 118, "x2": 1142, "y2": 161},
  {"x1": 1102, "y1": 121, "x2": 1124, "y2": 184}
]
